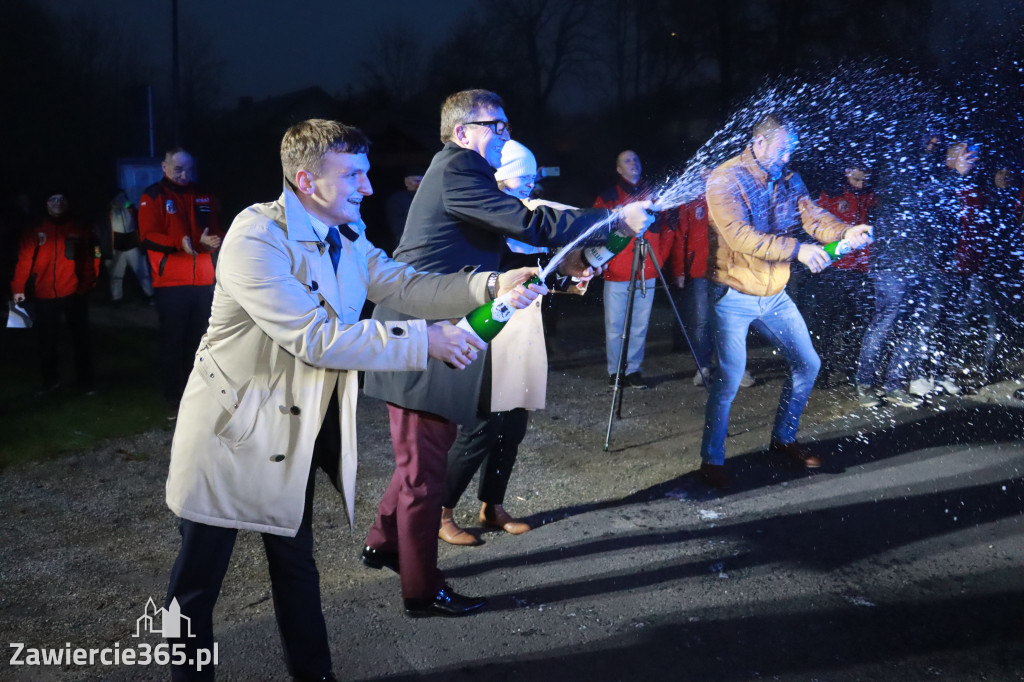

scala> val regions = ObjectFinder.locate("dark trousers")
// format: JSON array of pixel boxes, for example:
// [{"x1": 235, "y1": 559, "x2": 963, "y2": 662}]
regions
[
  {"x1": 165, "y1": 396, "x2": 341, "y2": 681},
  {"x1": 365, "y1": 404, "x2": 456, "y2": 599},
  {"x1": 805, "y1": 268, "x2": 872, "y2": 377},
  {"x1": 32, "y1": 295, "x2": 93, "y2": 389},
  {"x1": 442, "y1": 408, "x2": 529, "y2": 509},
  {"x1": 154, "y1": 285, "x2": 214, "y2": 405}
]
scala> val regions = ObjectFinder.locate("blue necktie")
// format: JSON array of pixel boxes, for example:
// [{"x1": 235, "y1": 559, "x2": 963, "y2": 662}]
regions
[{"x1": 325, "y1": 226, "x2": 342, "y2": 272}]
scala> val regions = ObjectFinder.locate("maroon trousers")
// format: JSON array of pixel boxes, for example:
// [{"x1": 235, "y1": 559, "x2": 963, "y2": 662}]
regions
[{"x1": 365, "y1": 403, "x2": 457, "y2": 599}]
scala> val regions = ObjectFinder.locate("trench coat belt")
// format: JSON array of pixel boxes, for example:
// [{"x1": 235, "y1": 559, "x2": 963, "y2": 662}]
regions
[{"x1": 195, "y1": 346, "x2": 239, "y2": 414}]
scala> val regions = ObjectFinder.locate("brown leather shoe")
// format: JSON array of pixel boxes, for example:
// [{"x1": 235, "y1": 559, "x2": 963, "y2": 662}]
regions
[
  {"x1": 699, "y1": 462, "x2": 729, "y2": 488},
  {"x1": 439, "y1": 507, "x2": 481, "y2": 546},
  {"x1": 479, "y1": 503, "x2": 531, "y2": 535},
  {"x1": 768, "y1": 438, "x2": 822, "y2": 468}
]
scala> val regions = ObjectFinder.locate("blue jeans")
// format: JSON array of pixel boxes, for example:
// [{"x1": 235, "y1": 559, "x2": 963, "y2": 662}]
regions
[
  {"x1": 700, "y1": 287, "x2": 820, "y2": 465},
  {"x1": 604, "y1": 278, "x2": 656, "y2": 375},
  {"x1": 680, "y1": 277, "x2": 714, "y2": 372},
  {"x1": 857, "y1": 270, "x2": 945, "y2": 392},
  {"x1": 855, "y1": 270, "x2": 908, "y2": 388}
]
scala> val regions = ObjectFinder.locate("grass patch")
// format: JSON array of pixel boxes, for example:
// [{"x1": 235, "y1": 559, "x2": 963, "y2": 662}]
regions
[{"x1": 0, "y1": 304, "x2": 171, "y2": 469}]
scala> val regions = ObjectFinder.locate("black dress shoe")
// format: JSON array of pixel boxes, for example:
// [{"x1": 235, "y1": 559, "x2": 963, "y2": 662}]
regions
[
  {"x1": 403, "y1": 585, "x2": 487, "y2": 618},
  {"x1": 361, "y1": 545, "x2": 399, "y2": 573}
]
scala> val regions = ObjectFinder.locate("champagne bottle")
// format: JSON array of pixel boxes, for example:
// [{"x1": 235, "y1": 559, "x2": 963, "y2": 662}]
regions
[
  {"x1": 455, "y1": 275, "x2": 542, "y2": 344},
  {"x1": 822, "y1": 238, "x2": 853, "y2": 260},
  {"x1": 581, "y1": 229, "x2": 633, "y2": 269}
]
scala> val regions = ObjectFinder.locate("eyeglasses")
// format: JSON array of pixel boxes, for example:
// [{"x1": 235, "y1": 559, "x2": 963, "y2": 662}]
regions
[{"x1": 464, "y1": 120, "x2": 511, "y2": 136}]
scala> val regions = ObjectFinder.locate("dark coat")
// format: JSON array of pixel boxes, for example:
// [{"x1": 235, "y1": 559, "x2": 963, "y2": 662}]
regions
[{"x1": 363, "y1": 142, "x2": 611, "y2": 424}]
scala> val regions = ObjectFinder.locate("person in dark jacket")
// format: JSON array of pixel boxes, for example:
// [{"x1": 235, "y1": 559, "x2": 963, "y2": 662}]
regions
[
  {"x1": 362, "y1": 89, "x2": 653, "y2": 618},
  {"x1": 10, "y1": 193, "x2": 97, "y2": 394}
]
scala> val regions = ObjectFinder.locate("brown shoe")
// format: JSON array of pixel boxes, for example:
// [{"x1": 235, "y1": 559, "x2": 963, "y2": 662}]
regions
[
  {"x1": 479, "y1": 503, "x2": 531, "y2": 535},
  {"x1": 439, "y1": 507, "x2": 481, "y2": 546},
  {"x1": 768, "y1": 438, "x2": 822, "y2": 468},
  {"x1": 699, "y1": 462, "x2": 729, "y2": 488}
]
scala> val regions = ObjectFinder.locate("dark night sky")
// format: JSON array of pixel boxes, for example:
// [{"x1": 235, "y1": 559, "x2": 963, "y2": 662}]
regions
[
  {"x1": 30, "y1": 0, "x2": 1024, "y2": 110},
  {"x1": 35, "y1": 0, "x2": 474, "y2": 106}
]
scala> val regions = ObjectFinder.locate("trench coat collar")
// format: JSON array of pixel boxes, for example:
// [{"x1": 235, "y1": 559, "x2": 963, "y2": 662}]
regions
[{"x1": 280, "y1": 184, "x2": 367, "y2": 243}]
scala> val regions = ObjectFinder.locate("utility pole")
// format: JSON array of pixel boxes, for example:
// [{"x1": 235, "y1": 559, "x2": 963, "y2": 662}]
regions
[{"x1": 171, "y1": 0, "x2": 180, "y2": 144}]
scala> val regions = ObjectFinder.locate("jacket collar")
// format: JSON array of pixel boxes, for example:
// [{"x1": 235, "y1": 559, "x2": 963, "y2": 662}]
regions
[{"x1": 740, "y1": 146, "x2": 793, "y2": 185}]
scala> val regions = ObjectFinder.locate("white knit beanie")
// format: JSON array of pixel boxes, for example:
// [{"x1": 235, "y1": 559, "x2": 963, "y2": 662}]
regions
[{"x1": 494, "y1": 140, "x2": 537, "y2": 182}]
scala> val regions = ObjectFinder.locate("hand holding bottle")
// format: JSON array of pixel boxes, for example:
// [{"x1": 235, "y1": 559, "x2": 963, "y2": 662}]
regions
[
  {"x1": 496, "y1": 266, "x2": 549, "y2": 306},
  {"x1": 798, "y1": 243, "x2": 832, "y2": 273},
  {"x1": 617, "y1": 200, "x2": 655, "y2": 236},
  {"x1": 842, "y1": 224, "x2": 873, "y2": 249},
  {"x1": 428, "y1": 321, "x2": 485, "y2": 370}
]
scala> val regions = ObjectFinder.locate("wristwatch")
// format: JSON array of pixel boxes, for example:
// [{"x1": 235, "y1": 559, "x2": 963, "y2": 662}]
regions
[{"x1": 486, "y1": 272, "x2": 500, "y2": 300}]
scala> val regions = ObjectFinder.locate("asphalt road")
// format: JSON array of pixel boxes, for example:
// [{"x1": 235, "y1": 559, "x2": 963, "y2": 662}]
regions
[{"x1": 1, "y1": 293, "x2": 1022, "y2": 681}]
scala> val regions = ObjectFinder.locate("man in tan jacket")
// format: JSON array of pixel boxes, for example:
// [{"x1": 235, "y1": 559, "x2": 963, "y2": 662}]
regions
[
  {"x1": 163, "y1": 119, "x2": 543, "y2": 681},
  {"x1": 698, "y1": 113, "x2": 872, "y2": 488}
]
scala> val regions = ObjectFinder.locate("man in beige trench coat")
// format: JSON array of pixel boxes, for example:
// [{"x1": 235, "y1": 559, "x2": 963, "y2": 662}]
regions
[{"x1": 163, "y1": 119, "x2": 543, "y2": 682}]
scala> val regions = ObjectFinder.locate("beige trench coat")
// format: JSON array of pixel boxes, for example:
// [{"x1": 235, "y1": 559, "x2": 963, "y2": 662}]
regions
[{"x1": 165, "y1": 188, "x2": 490, "y2": 536}]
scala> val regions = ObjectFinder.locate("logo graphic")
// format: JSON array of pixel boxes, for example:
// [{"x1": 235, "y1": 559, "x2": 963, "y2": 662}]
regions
[
  {"x1": 134, "y1": 597, "x2": 194, "y2": 639},
  {"x1": 837, "y1": 199, "x2": 850, "y2": 212},
  {"x1": 695, "y1": 206, "x2": 707, "y2": 220},
  {"x1": 492, "y1": 299, "x2": 514, "y2": 323},
  {"x1": 165, "y1": 200, "x2": 177, "y2": 214}
]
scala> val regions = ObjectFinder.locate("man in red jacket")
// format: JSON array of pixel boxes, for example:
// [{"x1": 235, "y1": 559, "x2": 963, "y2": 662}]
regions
[
  {"x1": 813, "y1": 165, "x2": 877, "y2": 386},
  {"x1": 138, "y1": 148, "x2": 222, "y2": 413},
  {"x1": 11, "y1": 193, "x2": 97, "y2": 394},
  {"x1": 594, "y1": 150, "x2": 674, "y2": 389}
]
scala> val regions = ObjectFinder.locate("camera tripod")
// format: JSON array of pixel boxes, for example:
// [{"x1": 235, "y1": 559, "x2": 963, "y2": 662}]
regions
[{"x1": 604, "y1": 234, "x2": 706, "y2": 450}]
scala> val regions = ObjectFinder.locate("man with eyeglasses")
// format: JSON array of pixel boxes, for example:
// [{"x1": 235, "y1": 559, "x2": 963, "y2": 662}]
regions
[{"x1": 363, "y1": 89, "x2": 655, "y2": 618}]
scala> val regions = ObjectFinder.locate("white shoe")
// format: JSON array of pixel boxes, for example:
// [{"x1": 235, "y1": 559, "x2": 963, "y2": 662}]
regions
[
  {"x1": 908, "y1": 377, "x2": 935, "y2": 397},
  {"x1": 693, "y1": 368, "x2": 711, "y2": 387},
  {"x1": 887, "y1": 389, "x2": 924, "y2": 409},
  {"x1": 739, "y1": 371, "x2": 755, "y2": 388},
  {"x1": 936, "y1": 376, "x2": 960, "y2": 395}
]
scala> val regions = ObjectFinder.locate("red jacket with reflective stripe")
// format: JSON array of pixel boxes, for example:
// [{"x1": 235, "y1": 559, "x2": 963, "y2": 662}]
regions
[
  {"x1": 816, "y1": 188, "x2": 876, "y2": 273},
  {"x1": 138, "y1": 178, "x2": 221, "y2": 287},
  {"x1": 669, "y1": 196, "x2": 710, "y2": 280},
  {"x1": 10, "y1": 216, "x2": 96, "y2": 298},
  {"x1": 593, "y1": 178, "x2": 675, "y2": 282}
]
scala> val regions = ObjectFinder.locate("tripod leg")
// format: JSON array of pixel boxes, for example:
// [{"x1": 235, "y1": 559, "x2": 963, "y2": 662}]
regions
[{"x1": 604, "y1": 238, "x2": 644, "y2": 450}]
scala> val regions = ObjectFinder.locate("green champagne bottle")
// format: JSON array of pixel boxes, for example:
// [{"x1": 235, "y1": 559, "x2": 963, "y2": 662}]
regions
[
  {"x1": 455, "y1": 275, "x2": 543, "y2": 344},
  {"x1": 823, "y1": 238, "x2": 853, "y2": 260},
  {"x1": 582, "y1": 229, "x2": 633, "y2": 269}
]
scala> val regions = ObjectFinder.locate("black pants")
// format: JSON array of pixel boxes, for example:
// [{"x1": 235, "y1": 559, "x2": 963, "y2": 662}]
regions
[
  {"x1": 165, "y1": 396, "x2": 341, "y2": 681},
  {"x1": 442, "y1": 408, "x2": 530, "y2": 509},
  {"x1": 32, "y1": 294, "x2": 93, "y2": 390},
  {"x1": 154, "y1": 285, "x2": 214, "y2": 406}
]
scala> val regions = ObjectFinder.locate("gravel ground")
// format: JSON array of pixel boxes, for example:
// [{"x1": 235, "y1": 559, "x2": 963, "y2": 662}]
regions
[{"x1": 2, "y1": 295, "x2": 1023, "y2": 681}]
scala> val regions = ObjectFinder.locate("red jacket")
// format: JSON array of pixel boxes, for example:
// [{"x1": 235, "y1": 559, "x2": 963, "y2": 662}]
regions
[
  {"x1": 11, "y1": 216, "x2": 96, "y2": 299},
  {"x1": 138, "y1": 177, "x2": 221, "y2": 287},
  {"x1": 816, "y1": 188, "x2": 876, "y2": 273},
  {"x1": 593, "y1": 178, "x2": 674, "y2": 282},
  {"x1": 668, "y1": 195, "x2": 709, "y2": 280},
  {"x1": 954, "y1": 183, "x2": 988, "y2": 275}
]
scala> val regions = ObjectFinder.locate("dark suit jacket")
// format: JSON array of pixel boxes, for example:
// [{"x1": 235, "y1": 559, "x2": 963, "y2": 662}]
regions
[{"x1": 364, "y1": 142, "x2": 611, "y2": 424}]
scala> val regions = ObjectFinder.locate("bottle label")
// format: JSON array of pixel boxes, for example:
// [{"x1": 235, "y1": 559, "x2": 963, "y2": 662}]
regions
[
  {"x1": 583, "y1": 245, "x2": 615, "y2": 268},
  {"x1": 491, "y1": 296, "x2": 515, "y2": 323},
  {"x1": 456, "y1": 317, "x2": 487, "y2": 346}
]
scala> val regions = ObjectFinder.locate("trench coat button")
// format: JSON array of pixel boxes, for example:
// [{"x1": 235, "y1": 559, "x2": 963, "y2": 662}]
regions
[
  {"x1": 310, "y1": 280, "x2": 319, "y2": 291},
  {"x1": 290, "y1": 405, "x2": 301, "y2": 415},
  {"x1": 390, "y1": 326, "x2": 405, "y2": 337},
  {"x1": 320, "y1": 300, "x2": 326, "y2": 307},
  {"x1": 270, "y1": 454, "x2": 286, "y2": 462}
]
